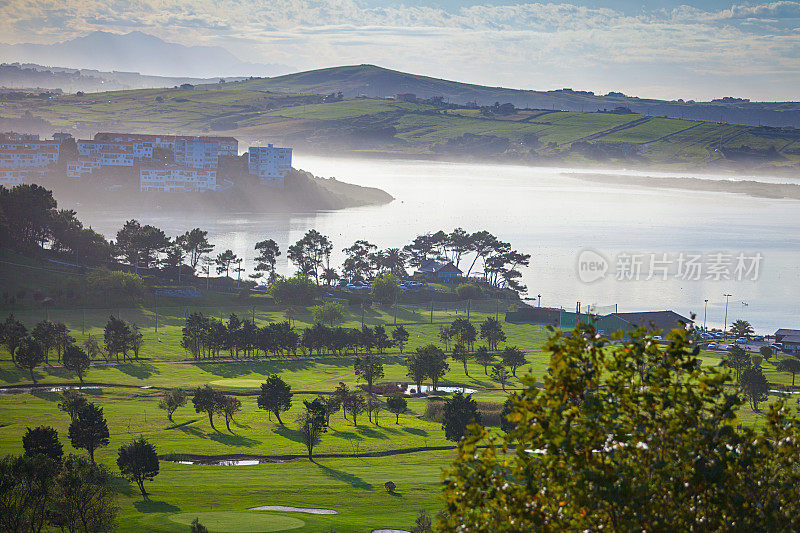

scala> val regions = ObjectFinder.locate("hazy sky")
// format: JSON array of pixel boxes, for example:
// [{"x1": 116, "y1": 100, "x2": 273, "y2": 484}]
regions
[{"x1": 1, "y1": 0, "x2": 798, "y2": 100}]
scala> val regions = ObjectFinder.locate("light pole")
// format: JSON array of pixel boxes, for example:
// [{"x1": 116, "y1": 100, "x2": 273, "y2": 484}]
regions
[
  {"x1": 703, "y1": 299, "x2": 708, "y2": 331},
  {"x1": 537, "y1": 294, "x2": 541, "y2": 307},
  {"x1": 723, "y1": 294, "x2": 732, "y2": 339}
]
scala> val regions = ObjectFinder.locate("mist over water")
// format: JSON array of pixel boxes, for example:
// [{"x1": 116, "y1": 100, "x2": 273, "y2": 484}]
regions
[{"x1": 77, "y1": 155, "x2": 800, "y2": 333}]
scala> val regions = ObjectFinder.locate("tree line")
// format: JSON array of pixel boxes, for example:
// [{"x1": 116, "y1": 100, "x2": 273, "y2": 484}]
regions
[{"x1": 1, "y1": 183, "x2": 529, "y2": 291}]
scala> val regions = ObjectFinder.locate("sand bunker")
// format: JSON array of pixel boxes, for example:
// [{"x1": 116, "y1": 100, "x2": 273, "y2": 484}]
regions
[
  {"x1": 249, "y1": 506, "x2": 337, "y2": 515},
  {"x1": 372, "y1": 529, "x2": 411, "y2": 533}
]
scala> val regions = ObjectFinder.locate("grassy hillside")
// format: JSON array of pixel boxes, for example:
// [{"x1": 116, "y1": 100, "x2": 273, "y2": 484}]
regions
[{"x1": 2, "y1": 84, "x2": 799, "y2": 170}]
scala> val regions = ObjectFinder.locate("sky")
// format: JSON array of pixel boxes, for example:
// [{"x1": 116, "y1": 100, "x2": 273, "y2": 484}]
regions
[{"x1": 1, "y1": 0, "x2": 798, "y2": 101}]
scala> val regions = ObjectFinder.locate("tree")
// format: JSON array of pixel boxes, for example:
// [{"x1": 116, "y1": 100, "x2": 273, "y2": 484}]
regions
[
  {"x1": 62, "y1": 344, "x2": 91, "y2": 385},
  {"x1": 474, "y1": 346, "x2": 494, "y2": 374},
  {"x1": 342, "y1": 239, "x2": 377, "y2": 281},
  {"x1": 58, "y1": 390, "x2": 88, "y2": 422},
  {"x1": 760, "y1": 345, "x2": 773, "y2": 360},
  {"x1": 287, "y1": 229, "x2": 332, "y2": 283},
  {"x1": 452, "y1": 344, "x2": 470, "y2": 376},
  {"x1": 371, "y1": 274, "x2": 400, "y2": 304},
  {"x1": 303, "y1": 398, "x2": 328, "y2": 431},
  {"x1": 438, "y1": 325, "x2": 453, "y2": 351},
  {"x1": 725, "y1": 345, "x2": 750, "y2": 381},
  {"x1": 104, "y1": 315, "x2": 133, "y2": 363},
  {"x1": 128, "y1": 323, "x2": 144, "y2": 360},
  {"x1": 253, "y1": 238, "x2": 281, "y2": 280},
  {"x1": 215, "y1": 249, "x2": 238, "y2": 277},
  {"x1": 406, "y1": 353, "x2": 427, "y2": 394},
  {"x1": 411, "y1": 510, "x2": 433, "y2": 533},
  {"x1": 387, "y1": 395, "x2": 408, "y2": 424},
  {"x1": 32, "y1": 320, "x2": 57, "y2": 364},
  {"x1": 419, "y1": 345, "x2": 449, "y2": 391},
  {"x1": 177, "y1": 228, "x2": 214, "y2": 270},
  {"x1": 456, "y1": 283, "x2": 482, "y2": 301},
  {"x1": 15, "y1": 336, "x2": 44, "y2": 383},
  {"x1": 354, "y1": 355, "x2": 385, "y2": 393},
  {"x1": 490, "y1": 364, "x2": 510, "y2": 391},
  {"x1": 439, "y1": 324, "x2": 800, "y2": 531},
  {"x1": 450, "y1": 318, "x2": 477, "y2": 351},
  {"x1": 501, "y1": 346, "x2": 527, "y2": 376},
  {"x1": 367, "y1": 394, "x2": 382, "y2": 425},
  {"x1": 311, "y1": 300, "x2": 345, "y2": 327},
  {"x1": 23, "y1": 425, "x2": 63, "y2": 461},
  {"x1": 51, "y1": 454, "x2": 117, "y2": 533},
  {"x1": 319, "y1": 395, "x2": 341, "y2": 426},
  {"x1": 192, "y1": 385, "x2": 223, "y2": 431},
  {"x1": 385, "y1": 481, "x2": 397, "y2": 493},
  {"x1": 257, "y1": 375, "x2": 293, "y2": 425},
  {"x1": 392, "y1": 325, "x2": 410, "y2": 354},
  {"x1": 442, "y1": 392, "x2": 481, "y2": 442},
  {"x1": 0, "y1": 183, "x2": 56, "y2": 249},
  {"x1": 158, "y1": 388, "x2": 188, "y2": 422},
  {"x1": 344, "y1": 394, "x2": 367, "y2": 426},
  {"x1": 68, "y1": 402, "x2": 110, "y2": 463},
  {"x1": 479, "y1": 317, "x2": 506, "y2": 351},
  {"x1": 117, "y1": 436, "x2": 159, "y2": 497},
  {"x1": 0, "y1": 453, "x2": 59, "y2": 532},
  {"x1": 297, "y1": 411, "x2": 323, "y2": 460},
  {"x1": 0, "y1": 314, "x2": 27, "y2": 363},
  {"x1": 190, "y1": 518, "x2": 210, "y2": 533},
  {"x1": 220, "y1": 395, "x2": 242, "y2": 432},
  {"x1": 740, "y1": 363, "x2": 769, "y2": 412},
  {"x1": 321, "y1": 267, "x2": 339, "y2": 286},
  {"x1": 777, "y1": 358, "x2": 800, "y2": 387},
  {"x1": 499, "y1": 397, "x2": 515, "y2": 433},
  {"x1": 270, "y1": 275, "x2": 316, "y2": 324},
  {"x1": 730, "y1": 319, "x2": 754, "y2": 338}
]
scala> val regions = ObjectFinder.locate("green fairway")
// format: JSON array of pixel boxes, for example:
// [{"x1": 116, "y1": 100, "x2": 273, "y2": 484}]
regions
[{"x1": 168, "y1": 512, "x2": 305, "y2": 532}]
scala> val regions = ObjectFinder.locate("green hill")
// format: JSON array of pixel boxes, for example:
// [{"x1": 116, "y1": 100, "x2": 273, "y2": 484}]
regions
[
  {"x1": 221, "y1": 64, "x2": 800, "y2": 129},
  {"x1": 1, "y1": 83, "x2": 798, "y2": 170}
]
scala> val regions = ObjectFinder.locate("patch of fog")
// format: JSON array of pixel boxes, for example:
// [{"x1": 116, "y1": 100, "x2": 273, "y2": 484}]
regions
[
  {"x1": 0, "y1": 385, "x2": 102, "y2": 395},
  {"x1": 399, "y1": 383, "x2": 476, "y2": 394},
  {"x1": 249, "y1": 506, "x2": 337, "y2": 515}
]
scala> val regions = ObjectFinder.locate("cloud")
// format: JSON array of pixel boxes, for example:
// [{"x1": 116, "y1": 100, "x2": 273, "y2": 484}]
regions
[{"x1": 0, "y1": 0, "x2": 797, "y2": 100}]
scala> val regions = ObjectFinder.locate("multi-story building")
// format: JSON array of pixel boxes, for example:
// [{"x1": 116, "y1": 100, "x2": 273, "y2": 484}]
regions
[
  {"x1": 78, "y1": 139, "x2": 153, "y2": 161},
  {"x1": 94, "y1": 133, "x2": 237, "y2": 157},
  {"x1": 66, "y1": 157, "x2": 102, "y2": 178},
  {"x1": 0, "y1": 146, "x2": 59, "y2": 169},
  {"x1": 139, "y1": 166, "x2": 218, "y2": 192},
  {"x1": 52, "y1": 132, "x2": 73, "y2": 143},
  {"x1": 0, "y1": 132, "x2": 39, "y2": 142},
  {"x1": 175, "y1": 138, "x2": 219, "y2": 169},
  {"x1": 248, "y1": 144, "x2": 292, "y2": 188},
  {"x1": 0, "y1": 169, "x2": 26, "y2": 185}
]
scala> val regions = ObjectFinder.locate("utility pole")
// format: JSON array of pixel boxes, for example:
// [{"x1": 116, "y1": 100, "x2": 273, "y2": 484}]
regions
[
  {"x1": 703, "y1": 299, "x2": 709, "y2": 331},
  {"x1": 538, "y1": 294, "x2": 541, "y2": 307},
  {"x1": 723, "y1": 294, "x2": 732, "y2": 339}
]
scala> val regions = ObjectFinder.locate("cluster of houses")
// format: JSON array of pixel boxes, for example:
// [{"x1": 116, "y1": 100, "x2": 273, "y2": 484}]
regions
[
  {"x1": 0, "y1": 132, "x2": 60, "y2": 184},
  {"x1": 0, "y1": 130, "x2": 292, "y2": 192}
]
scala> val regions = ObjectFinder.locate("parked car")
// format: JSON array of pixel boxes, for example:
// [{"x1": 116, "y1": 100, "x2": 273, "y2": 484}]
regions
[
  {"x1": 652, "y1": 335, "x2": 663, "y2": 341},
  {"x1": 772, "y1": 343, "x2": 784, "y2": 352},
  {"x1": 707, "y1": 342, "x2": 718, "y2": 349},
  {"x1": 734, "y1": 337, "x2": 748, "y2": 345},
  {"x1": 700, "y1": 333, "x2": 714, "y2": 340},
  {"x1": 753, "y1": 335, "x2": 764, "y2": 342}
]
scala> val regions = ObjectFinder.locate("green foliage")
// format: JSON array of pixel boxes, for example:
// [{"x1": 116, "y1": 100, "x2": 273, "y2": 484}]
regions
[
  {"x1": 68, "y1": 402, "x2": 109, "y2": 463},
  {"x1": 117, "y1": 436, "x2": 160, "y2": 497},
  {"x1": 257, "y1": 375, "x2": 293, "y2": 425},
  {"x1": 269, "y1": 275, "x2": 317, "y2": 309},
  {"x1": 384, "y1": 480, "x2": 397, "y2": 493},
  {"x1": 354, "y1": 355, "x2": 385, "y2": 393},
  {"x1": 297, "y1": 410, "x2": 323, "y2": 459},
  {"x1": 62, "y1": 344, "x2": 91, "y2": 384},
  {"x1": 440, "y1": 324, "x2": 800, "y2": 531},
  {"x1": 311, "y1": 300, "x2": 345, "y2": 326},
  {"x1": 14, "y1": 336, "x2": 44, "y2": 383},
  {"x1": 500, "y1": 346, "x2": 526, "y2": 376},
  {"x1": 58, "y1": 390, "x2": 88, "y2": 422},
  {"x1": 52, "y1": 454, "x2": 117, "y2": 531},
  {"x1": 740, "y1": 365, "x2": 769, "y2": 411},
  {"x1": 441, "y1": 392, "x2": 481, "y2": 442},
  {"x1": 158, "y1": 388, "x2": 188, "y2": 422},
  {"x1": 479, "y1": 317, "x2": 506, "y2": 351},
  {"x1": 190, "y1": 517, "x2": 209, "y2": 533},
  {"x1": 474, "y1": 346, "x2": 493, "y2": 374},
  {"x1": 371, "y1": 274, "x2": 401, "y2": 304},
  {"x1": 391, "y1": 325, "x2": 410, "y2": 353},
  {"x1": 725, "y1": 345, "x2": 750, "y2": 381},
  {"x1": 730, "y1": 319, "x2": 754, "y2": 338},
  {"x1": 456, "y1": 284, "x2": 482, "y2": 301},
  {"x1": 387, "y1": 395, "x2": 408, "y2": 424},
  {"x1": 22, "y1": 425, "x2": 63, "y2": 462},
  {"x1": 191, "y1": 385, "x2": 224, "y2": 431},
  {"x1": 777, "y1": 358, "x2": 800, "y2": 387},
  {"x1": 490, "y1": 364, "x2": 510, "y2": 391},
  {"x1": 87, "y1": 268, "x2": 144, "y2": 303},
  {"x1": 760, "y1": 345, "x2": 773, "y2": 359}
]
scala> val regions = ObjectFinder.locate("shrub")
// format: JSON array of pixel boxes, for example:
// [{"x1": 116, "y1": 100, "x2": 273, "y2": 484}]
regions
[
  {"x1": 422, "y1": 399, "x2": 446, "y2": 423},
  {"x1": 385, "y1": 481, "x2": 396, "y2": 493}
]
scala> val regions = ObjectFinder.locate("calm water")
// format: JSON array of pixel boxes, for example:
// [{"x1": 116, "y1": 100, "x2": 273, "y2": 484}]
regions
[{"x1": 78, "y1": 155, "x2": 800, "y2": 333}]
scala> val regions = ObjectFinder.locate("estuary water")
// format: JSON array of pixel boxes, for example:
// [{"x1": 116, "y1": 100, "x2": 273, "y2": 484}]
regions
[{"x1": 79, "y1": 155, "x2": 800, "y2": 333}]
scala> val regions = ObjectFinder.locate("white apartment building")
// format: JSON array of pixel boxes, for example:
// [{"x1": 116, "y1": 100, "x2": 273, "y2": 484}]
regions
[
  {"x1": 0, "y1": 169, "x2": 25, "y2": 185},
  {"x1": 140, "y1": 166, "x2": 218, "y2": 192},
  {"x1": 94, "y1": 133, "x2": 237, "y2": 157},
  {"x1": 78, "y1": 139, "x2": 153, "y2": 160},
  {"x1": 248, "y1": 144, "x2": 292, "y2": 188},
  {"x1": 0, "y1": 146, "x2": 59, "y2": 169},
  {"x1": 66, "y1": 158, "x2": 102, "y2": 178},
  {"x1": 175, "y1": 138, "x2": 219, "y2": 169}
]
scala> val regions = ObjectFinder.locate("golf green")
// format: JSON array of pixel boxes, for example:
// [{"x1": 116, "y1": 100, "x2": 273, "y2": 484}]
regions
[
  {"x1": 209, "y1": 378, "x2": 267, "y2": 388},
  {"x1": 169, "y1": 511, "x2": 305, "y2": 532}
]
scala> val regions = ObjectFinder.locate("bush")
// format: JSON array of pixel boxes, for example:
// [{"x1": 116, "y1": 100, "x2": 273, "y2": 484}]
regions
[
  {"x1": 456, "y1": 284, "x2": 482, "y2": 300},
  {"x1": 422, "y1": 399, "x2": 446, "y2": 423},
  {"x1": 384, "y1": 481, "x2": 396, "y2": 493},
  {"x1": 475, "y1": 401, "x2": 503, "y2": 427},
  {"x1": 87, "y1": 268, "x2": 143, "y2": 303}
]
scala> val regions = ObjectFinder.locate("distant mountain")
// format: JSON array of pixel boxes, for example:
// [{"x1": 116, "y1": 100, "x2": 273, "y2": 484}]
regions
[
  {"x1": 227, "y1": 65, "x2": 800, "y2": 128},
  {"x1": 0, "y1": 31, "x2": 290, "y2": 78},
  {"x1": 0, "y1": 63, "x2": 248, "y2": 93}
]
